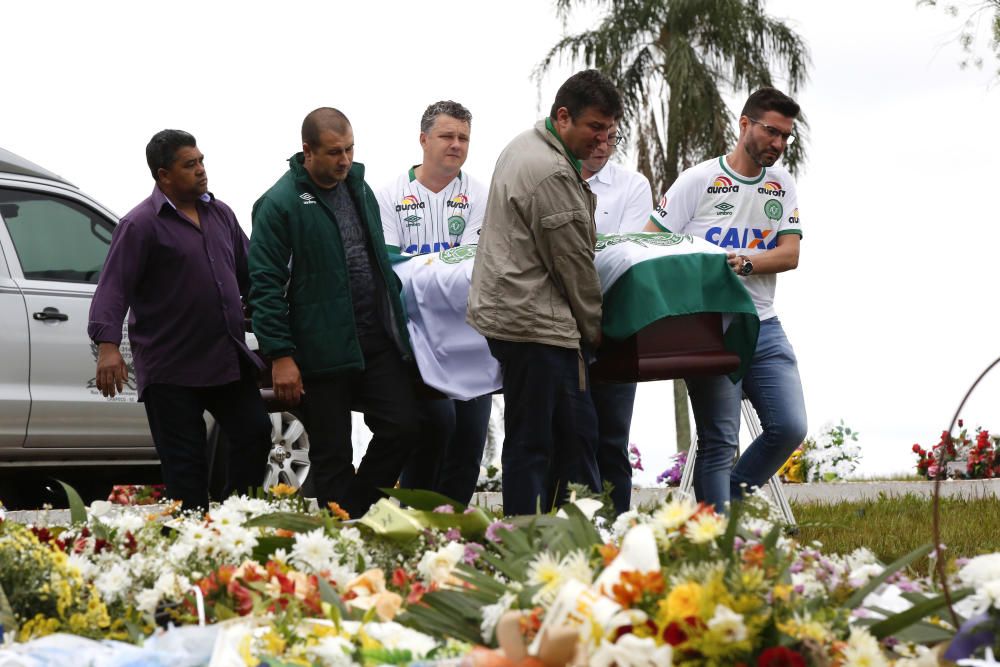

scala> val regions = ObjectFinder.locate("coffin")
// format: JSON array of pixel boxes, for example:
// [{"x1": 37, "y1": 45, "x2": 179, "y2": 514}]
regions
[{"x1": 590, "y1": 312, "x2": 741, "y2": 384}]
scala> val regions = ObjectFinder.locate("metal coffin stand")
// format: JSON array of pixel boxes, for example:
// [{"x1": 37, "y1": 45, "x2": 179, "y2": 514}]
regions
[{"x1": 590, "y1": 312, "x2": 795, "y2": 525}]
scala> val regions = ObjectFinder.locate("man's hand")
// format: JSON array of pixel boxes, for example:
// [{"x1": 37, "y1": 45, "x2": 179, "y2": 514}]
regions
[
  {"x1": 272, "y1": 356, "x2": 304, "y2": 406},
  {"x1": 726, "y1": 252, "x2": 743, "y2": 274},
  {"x1": 95, "y1": 342, "x2": 128, "y2": 398}
]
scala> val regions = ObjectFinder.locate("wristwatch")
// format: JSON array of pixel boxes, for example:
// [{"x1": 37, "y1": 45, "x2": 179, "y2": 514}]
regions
[{"x1": 738, "y1": 255, "x2": 754, "y2": 276}]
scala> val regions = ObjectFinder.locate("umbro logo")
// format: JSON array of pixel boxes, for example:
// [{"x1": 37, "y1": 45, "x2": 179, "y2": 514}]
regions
[
  {"x1": 299, "y1": 192, "x2": 317, "y2": 205},
  {"x1": 714, "y1": 201, "x2": 735, "y2": 216}
]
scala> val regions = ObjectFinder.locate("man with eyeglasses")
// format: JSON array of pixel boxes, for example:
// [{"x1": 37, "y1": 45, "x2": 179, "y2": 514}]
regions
[
  {"x1": 644, "y1": 87, "x2": 806, "y2": 512},
  {"x1": 581, "y1": 123, "x2": 653, "y2": 514}
]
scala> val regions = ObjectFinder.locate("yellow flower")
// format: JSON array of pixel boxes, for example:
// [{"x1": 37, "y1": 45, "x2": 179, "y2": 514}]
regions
[
  {"x1": 269, "y1": 483, "x2": 299, "y2": 498},
  {"x1": 653, "y1": 496, "x2": 700, "y2": 532},
  {"x1": 663, "y1": 581, "x2": 703, "y2": 620},
  {"x1": 772, "y1": 584, "x2": 794, "y2": 602},
  {"x1": 685, "y1": 512, "x2": 727, "y2": 544}
]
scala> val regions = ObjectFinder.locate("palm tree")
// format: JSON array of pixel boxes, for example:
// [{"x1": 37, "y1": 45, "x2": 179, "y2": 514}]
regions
[{"x1": 536, "y1": 0, "x2": 810, "y2": 451}]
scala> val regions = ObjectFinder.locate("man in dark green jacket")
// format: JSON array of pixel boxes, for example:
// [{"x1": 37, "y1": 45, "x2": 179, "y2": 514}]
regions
[{"x1": 248, "y1": 107, "x2": 418, "y2": 519}]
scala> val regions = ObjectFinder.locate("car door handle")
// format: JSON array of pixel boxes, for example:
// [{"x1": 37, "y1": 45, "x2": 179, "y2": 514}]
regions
[{"x1": 32, "y1": 307, "x2": 69, "y2": 322}]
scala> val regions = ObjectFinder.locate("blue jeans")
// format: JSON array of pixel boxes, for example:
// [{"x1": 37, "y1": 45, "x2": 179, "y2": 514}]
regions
[
  {"x1": 591, "y1": 382, "x2": 637, "y2": 515},
  {"x1": 687, "y1": 317, "x2": 807, "y2": 512},
  {"x1": 487, "y1": 338, "x2": 601, "y2": 515}
]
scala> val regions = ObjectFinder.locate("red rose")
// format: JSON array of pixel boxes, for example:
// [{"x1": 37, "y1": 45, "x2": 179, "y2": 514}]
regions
[{"x1": 758, "y1": 646, "x2": 807, "y2": 667}]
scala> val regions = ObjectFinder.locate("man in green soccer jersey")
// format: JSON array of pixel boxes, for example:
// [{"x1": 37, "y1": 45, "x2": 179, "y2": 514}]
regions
[{"x1": 376, "y1": 101, "x2": 492, "y2": 504}]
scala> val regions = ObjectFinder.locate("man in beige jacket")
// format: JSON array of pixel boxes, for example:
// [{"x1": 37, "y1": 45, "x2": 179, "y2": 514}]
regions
[{"x1": 467, "y1": 69, "x2": 623, "y2": 515}]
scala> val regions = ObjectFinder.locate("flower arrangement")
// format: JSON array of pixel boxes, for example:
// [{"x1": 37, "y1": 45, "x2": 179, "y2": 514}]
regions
[
  {"x1": 778, "y1": 420, "x2": 862, "y2": 483},
  {"x1": 913, "y1": 420, "x2": 1000, "y2": 480},
  {"x1": 107, "y1": 483, "x2": 166, "y2": 506},
  {"x1": 656, "y1": 450, "x2": 688, "y2": 486},
  {"x1": 1, "y1": 484, "x2": 999, "y2": 665},
  {"x1": 628, "y1": 443, "x2": 644, "y2": 472}
]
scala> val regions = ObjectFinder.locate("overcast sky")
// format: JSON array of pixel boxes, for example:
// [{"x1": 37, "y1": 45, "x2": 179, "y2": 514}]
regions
[{"x1": 2, "y1": 0, "x2": 997, "y2": 483}]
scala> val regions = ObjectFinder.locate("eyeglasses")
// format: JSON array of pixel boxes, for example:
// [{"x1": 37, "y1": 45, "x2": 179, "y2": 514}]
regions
[
  {"x1": 607, "y1": 133, "x2": 626, "y2": 147},
  {"x1": 748, "y1": 118, "x2": 796, "y2": 144}
]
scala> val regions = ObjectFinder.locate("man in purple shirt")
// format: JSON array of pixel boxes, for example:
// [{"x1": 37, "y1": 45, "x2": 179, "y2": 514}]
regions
[{"x1": 88, "y1": 129, "x2": 271, "y2": 511}]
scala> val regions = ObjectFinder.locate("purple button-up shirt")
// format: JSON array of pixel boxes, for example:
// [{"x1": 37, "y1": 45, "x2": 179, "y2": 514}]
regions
[{"x1": 88, "y1": 186, "x2": 262, "y2": 398}]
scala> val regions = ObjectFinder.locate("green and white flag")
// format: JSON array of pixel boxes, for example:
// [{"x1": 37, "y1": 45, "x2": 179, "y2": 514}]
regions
[
  {"x1": 595, "y1": 232, "x2": 759, "y2": 379},
  {"x1": 393, "y1": 233, "x2": 759, "y2": 400}
]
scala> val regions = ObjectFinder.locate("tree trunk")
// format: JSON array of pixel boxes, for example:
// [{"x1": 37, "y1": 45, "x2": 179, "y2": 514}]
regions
[{"x1": 673, "y1": 380, "x2": 691, "y2": 453}]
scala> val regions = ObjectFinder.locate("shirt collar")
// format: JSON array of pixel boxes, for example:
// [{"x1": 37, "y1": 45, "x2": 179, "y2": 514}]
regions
[
  {"x1": 588, "y1": 162, "x2": 615, "y2": 186},
  {"x1": 152, "y1": 186, "x2": 212, "y2": 214},
  {"x1": 544, "y1": 117, "x2": 582, "y2": 174}
]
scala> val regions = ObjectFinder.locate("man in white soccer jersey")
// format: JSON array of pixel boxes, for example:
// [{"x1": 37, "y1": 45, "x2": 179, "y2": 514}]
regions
[
  {"x1": 644, "y1": 87, "x2": 807, "y2": 512},
  {"x1": 581, "y1": 123, "x2": 653, "y2": 515},
  {"x1": 377, "y1": 100, "x2": 491, "y2": 504}
]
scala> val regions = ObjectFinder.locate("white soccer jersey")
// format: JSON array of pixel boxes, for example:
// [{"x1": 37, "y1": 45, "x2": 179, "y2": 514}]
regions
[
  {"x1": 650, "y1": 156, "x2": 802, "y2": 320},
  {"x1": 376, "y1": 167, "x2": 487, "y2": 255}
]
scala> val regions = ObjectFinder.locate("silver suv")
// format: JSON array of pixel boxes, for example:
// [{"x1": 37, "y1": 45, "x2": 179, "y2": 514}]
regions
[{"x1": 0, "y1": 147, "x2": 309, "y2": 503}]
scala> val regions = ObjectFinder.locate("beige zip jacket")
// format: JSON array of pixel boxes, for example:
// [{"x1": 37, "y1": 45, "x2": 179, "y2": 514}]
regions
[{"x1": 467, "y1": 119, "x2": 602, "y2": 349}]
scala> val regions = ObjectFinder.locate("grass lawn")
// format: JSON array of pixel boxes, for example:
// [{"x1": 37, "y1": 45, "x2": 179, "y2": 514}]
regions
[{"x1": 791, "y1": 493, "x2": 1000, "y2": 568}]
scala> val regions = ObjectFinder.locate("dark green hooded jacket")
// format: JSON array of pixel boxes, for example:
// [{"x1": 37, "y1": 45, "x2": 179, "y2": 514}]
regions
[{"x1": 248, "y1": 154, "x2": 411, "y2": 377}]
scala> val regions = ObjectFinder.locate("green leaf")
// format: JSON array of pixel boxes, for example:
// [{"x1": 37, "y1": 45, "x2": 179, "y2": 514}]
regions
[
  {"x1": 412, "y1": 506, "x2": 491, "y2": 540},
  {"x1": 845, "y1": 543, "x2": 934, "y2": 609},
  {"x1": 317, "y1": 577, "x2": 347, "y2": 619},
  {"x1": 867, "y1": 588, "x2": 972, "y2": 640},
  {"x1": 54, "y1": 479, "x2": 87, "y2": 525},
  {"x1": 252, "y1": 535, "x2": 294, "y2": 562},
  {"x1": 381, "y1": 488, "x2": 464, "y2": 512},
  {"x1": 243, "y1": 511, "x2": 324, "y2": 532}
]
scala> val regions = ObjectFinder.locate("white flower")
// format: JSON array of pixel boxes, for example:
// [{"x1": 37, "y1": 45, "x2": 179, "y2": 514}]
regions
[
  {"x1": 685, "y1": 512, "x2": 727, "y2": 544},
  {"x1": 89, "y1": 500, "x2": 113, "y2": 517},
  {"x1": 290, "y1": 528, "x2": 337, "y2": 573},
  {"x1": 338, "y1": 526, "x2": 362, "y2": 545},
  {"x1": 556, "y1": 497, "x2": 604, "y2": 520},
  {"x1": 590, "y1": 634, "x2": 673, "y2": 667},
  {"x1": 215, "y1": 523, "x2": 258, "y2": 559},
  {"x1": 272, "y1": 547, "x2": 290, "y2": 563},
  {"x1": 135, "y1": 588, "x2": 162, "y2": 616},
  {"x1": 304, "y1": 635, "x2": 356, "y2": 666},
  {"x1": 561, "y1": 550, "x2": 594, "y2": 586},
  {"x1": 361, "y1": 622, "x2": 438, "y2": 658},
  {"x1": 65, "y1": 552, "x2": 96, "y2": 580},
  {"x1": 960, "y1": 554, "x2": 1000, "y2": 587},
  {"x1": 652, "y1": 495, "x2": 699, "y2": 533},
  {"x1": 94, "y1": 562, "x2": 130, "y2": 601},
  {"x1": 480, "y1": 592, "x2": 516, "y2": 642},
  {"x1": 841, "y1": 627, "x2": 889, "y2": 667},
  {"x1": 526, "y1": 551, "x2": 565, "y2": 605},
  {"x1": 707, "y1": 604, "x2": 747, "y2": 643},
  {"x1": 105, "y1": 511, "x2": 146, "y2": 534},
  {"x1": 417, "y1": 542, "x2": 465, "y2": 586},
  {"x1": 849, "y1": 563, "x2": 884, "y2": 586}
]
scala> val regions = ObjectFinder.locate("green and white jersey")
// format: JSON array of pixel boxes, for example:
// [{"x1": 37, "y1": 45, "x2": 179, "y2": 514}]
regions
[
  {"x1": 376, "y1": 167, "x2": 487, "y2": 255},
  {"x1": 650, "y1": 156, "x2": 802, "y2": 320}
]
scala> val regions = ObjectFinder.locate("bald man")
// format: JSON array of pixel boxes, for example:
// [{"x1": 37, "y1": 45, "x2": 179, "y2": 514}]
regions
[{"x1": 248, "y1": 107, "x2": 419, "y2": 519}]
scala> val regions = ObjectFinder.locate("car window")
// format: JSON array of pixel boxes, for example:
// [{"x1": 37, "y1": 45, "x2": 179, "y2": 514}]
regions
[{"x1": 0, "y1": 188, "x2": 114, "y2": 284}]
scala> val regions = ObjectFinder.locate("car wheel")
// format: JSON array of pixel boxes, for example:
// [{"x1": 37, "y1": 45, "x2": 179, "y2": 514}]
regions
[{"x1": 262, "y1": 411, "x2": 310, "y2": 491}]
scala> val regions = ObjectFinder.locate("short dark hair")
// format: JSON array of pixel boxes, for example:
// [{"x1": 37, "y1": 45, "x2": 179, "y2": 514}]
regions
[
  {"x1": 741, "y1": 87, "x2": 800, "y2": 120},
  {"x1": 302, "y1": 108, "x2": 351, "y2": 147},
  {"x1": 420, "y1": 100, "x2": 472, "y2": 134},
  {"x1": 549, "y1": 69, "x2": 623, "y2": 121},
  {"x1": 146, "y1": 129, "x2": 197, "y2": 180}
]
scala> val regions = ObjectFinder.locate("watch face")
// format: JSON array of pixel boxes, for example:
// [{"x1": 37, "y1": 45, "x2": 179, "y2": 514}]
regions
[{"x1": 741, "y1": 260, "x2": 753, "y2": 275}]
